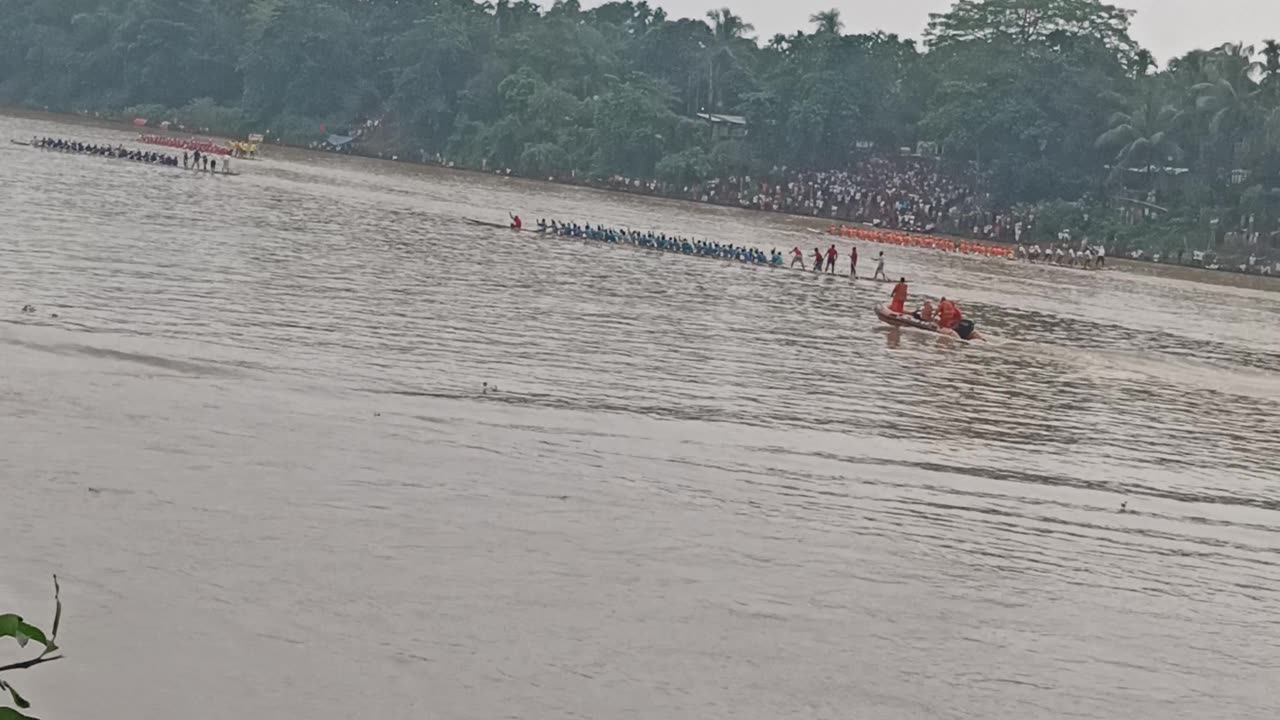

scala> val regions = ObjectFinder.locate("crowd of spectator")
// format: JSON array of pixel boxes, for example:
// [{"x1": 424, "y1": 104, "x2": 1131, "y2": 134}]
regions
[{"x1": 588, "y1": 156, "x2": 1042, "y2": 244}]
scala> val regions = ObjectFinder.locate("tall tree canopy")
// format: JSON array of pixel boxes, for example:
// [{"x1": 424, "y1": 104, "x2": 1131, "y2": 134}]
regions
[
  {"x1": 1, "y1": 0, "x2": 1279, "y2": 248},
  {"x1": 925, "y1": 0, "x2": 1137, "y2": 60}
]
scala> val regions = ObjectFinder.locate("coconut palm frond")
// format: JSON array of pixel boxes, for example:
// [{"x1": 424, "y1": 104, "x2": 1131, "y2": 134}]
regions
[
  {"x1": 1156, "y1": 105, "x2": 1182, "y2": 125},
  {"x1": 1209, "y1": 105, "x2": 1233, "y2": 135},
  {"x1": 1122, "y1": 136, "x2": 1153, "y2": 161},
  {"x1": 1097, "y1": 90, "x2": 1129, "y2": 108},
  {"x1": 1096, "y1": 124, "x2": 1137, "y2": 149},
  {"x1": 1190, "y1": 82, "x2": 1220, "y2": 106},
  {"x1": 1106, "y1": 111, "x2": 1133, "y2": 127},
  {"x1": 1195, "y1": 94, "x2": 1221, "y2": 112}
]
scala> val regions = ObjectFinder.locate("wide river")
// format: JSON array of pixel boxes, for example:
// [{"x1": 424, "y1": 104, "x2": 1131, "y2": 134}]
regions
[{"x1": 2, "y1": 113, "x2": 1279, "y2": 719}]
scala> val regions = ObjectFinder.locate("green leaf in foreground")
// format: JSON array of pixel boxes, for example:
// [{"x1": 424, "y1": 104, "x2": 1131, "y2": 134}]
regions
[
  {"x1": 0, "y1": 680, "x2": 30, "y2": 709},
  {"x1": 0, "y1": 617, "x2": 26, "y2": 647},
  {"x1": 0, "y1": 707, "x2": 39, "y2": 720},
  {"x1": 0, "y1": 617, "x2": 48, "y2": 649}
]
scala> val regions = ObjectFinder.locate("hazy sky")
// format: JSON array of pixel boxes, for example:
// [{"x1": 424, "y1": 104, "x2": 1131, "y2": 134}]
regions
[{"x1": 596, "y1": 0, "x2": 1274, "y2": 65}]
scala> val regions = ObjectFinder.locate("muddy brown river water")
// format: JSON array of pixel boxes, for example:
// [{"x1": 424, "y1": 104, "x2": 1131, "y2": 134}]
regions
[{"x1": 1, "y1": 112, "x2": 1279, "y2": 719}]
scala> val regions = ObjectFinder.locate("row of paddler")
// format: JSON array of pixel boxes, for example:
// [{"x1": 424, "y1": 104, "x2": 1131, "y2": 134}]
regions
[{"x1": 828, "y1": 225, "x2": 1015, "y2": 258}]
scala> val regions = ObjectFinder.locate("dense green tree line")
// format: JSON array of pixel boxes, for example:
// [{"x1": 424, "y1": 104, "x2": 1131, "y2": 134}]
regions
[{"x1": 2, "y1": 0, "x2": 1279, "y2": 248}]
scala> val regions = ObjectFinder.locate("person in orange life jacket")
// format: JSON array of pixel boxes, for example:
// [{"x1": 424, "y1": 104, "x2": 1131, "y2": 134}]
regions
[
  {"x1": 889, "y1": 278, "x2": 908, "y2": 314},
  {"x1": 937, "y1": 297, "x2": 961, "y2": 329},
  {"x1": 937, "y1": 298, "x2": 980, "y2": 339}
]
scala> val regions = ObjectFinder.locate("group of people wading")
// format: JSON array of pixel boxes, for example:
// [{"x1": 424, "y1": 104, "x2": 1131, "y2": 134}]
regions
[
  {"x1": 1016, "y1": 242, "x2": 1106, "y2": 268},
  {"x1": 789, "y1": 244, "x2": 891, "y2": 281},
  {"x1": 180, "y1": 148, "x2": 231, "y2": 173}
]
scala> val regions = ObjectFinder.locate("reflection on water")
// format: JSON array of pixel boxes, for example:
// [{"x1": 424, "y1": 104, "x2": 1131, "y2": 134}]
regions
[{"x1": 2, "y1": 112, "x2": 1279, "y2": 720}]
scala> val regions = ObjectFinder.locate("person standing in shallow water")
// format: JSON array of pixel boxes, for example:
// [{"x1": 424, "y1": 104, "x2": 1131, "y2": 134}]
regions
[
  {"x1": 791, "y1": 246, "x2": 804, "y2": 269},
  {"x1": 825, "y1": 244, "x2": 838, "y2": 274},
  {"x1": 873, "y1": 251, "x2": 888, "y2": 281},
  {"x1": 849, "y1": 245, "x2": 858, "y2": 279},
  {"x1": 812, "y1": 248, "x2": 823, "y2": 272}
]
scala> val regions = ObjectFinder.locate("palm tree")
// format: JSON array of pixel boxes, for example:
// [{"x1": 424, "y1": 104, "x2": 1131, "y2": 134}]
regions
[
  {"x1": 1128, "y1": 48, "x2": 1155, "y2": 78},
  {"x1": 1168, "y1": 49, "x2": 1212, "y2": 79},
  {"x1": 1263, "y1": 40, "x2": 1280, "y2": 74},
  {"x1": 704, "y1": 8, "x2": 753, "y2": 112},
  {"x1": 633, "y1": 1, "x2": 654, "y2": 31},
  {"x1": 810, "y1": 9, "x2": 843, "y2": 35},
  {"x1": 493, "y1": 0, "x2": 511, "y2": 34},
  {"x1": 1096, "y1": 97, "x2": 1184, "y2": 183},
  {"x1": 548, "y1": 0, "x2": 581, "y2": 18},
  {"x1": 706, "y1": 7, "x2": 753, "y2": 41},
  {"x1": 1262, "y1": 39, "x2": 1280, "y2": 99},
  {"x1": 1250, "y1": 42, "x2": 1280, "y2": 183},
  {"x1": 1191, "y1": 43, "x2": 1263, "y2": 167}
]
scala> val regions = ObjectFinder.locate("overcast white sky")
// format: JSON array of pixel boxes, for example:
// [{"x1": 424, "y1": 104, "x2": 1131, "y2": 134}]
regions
[{"x1": 595, "y1": 0, "x2": 1275, "y2": 65}]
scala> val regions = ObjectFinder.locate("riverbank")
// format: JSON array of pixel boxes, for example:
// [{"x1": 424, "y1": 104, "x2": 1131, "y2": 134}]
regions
[{"x1": 6, "y1": 105, "x2": 1277, "y2": 293}]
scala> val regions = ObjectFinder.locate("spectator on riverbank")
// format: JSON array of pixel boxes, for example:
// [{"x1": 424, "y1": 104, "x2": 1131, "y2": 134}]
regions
[
  {"x1": 312, "y1": 140, "x2": 1037, "y2": 245},
  {"x1": 576, "y1": 155, "x2": 1047, "y2": 243},
  {"x1": 685, "y1": 157, "x2": 975, "y2": 231}
]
